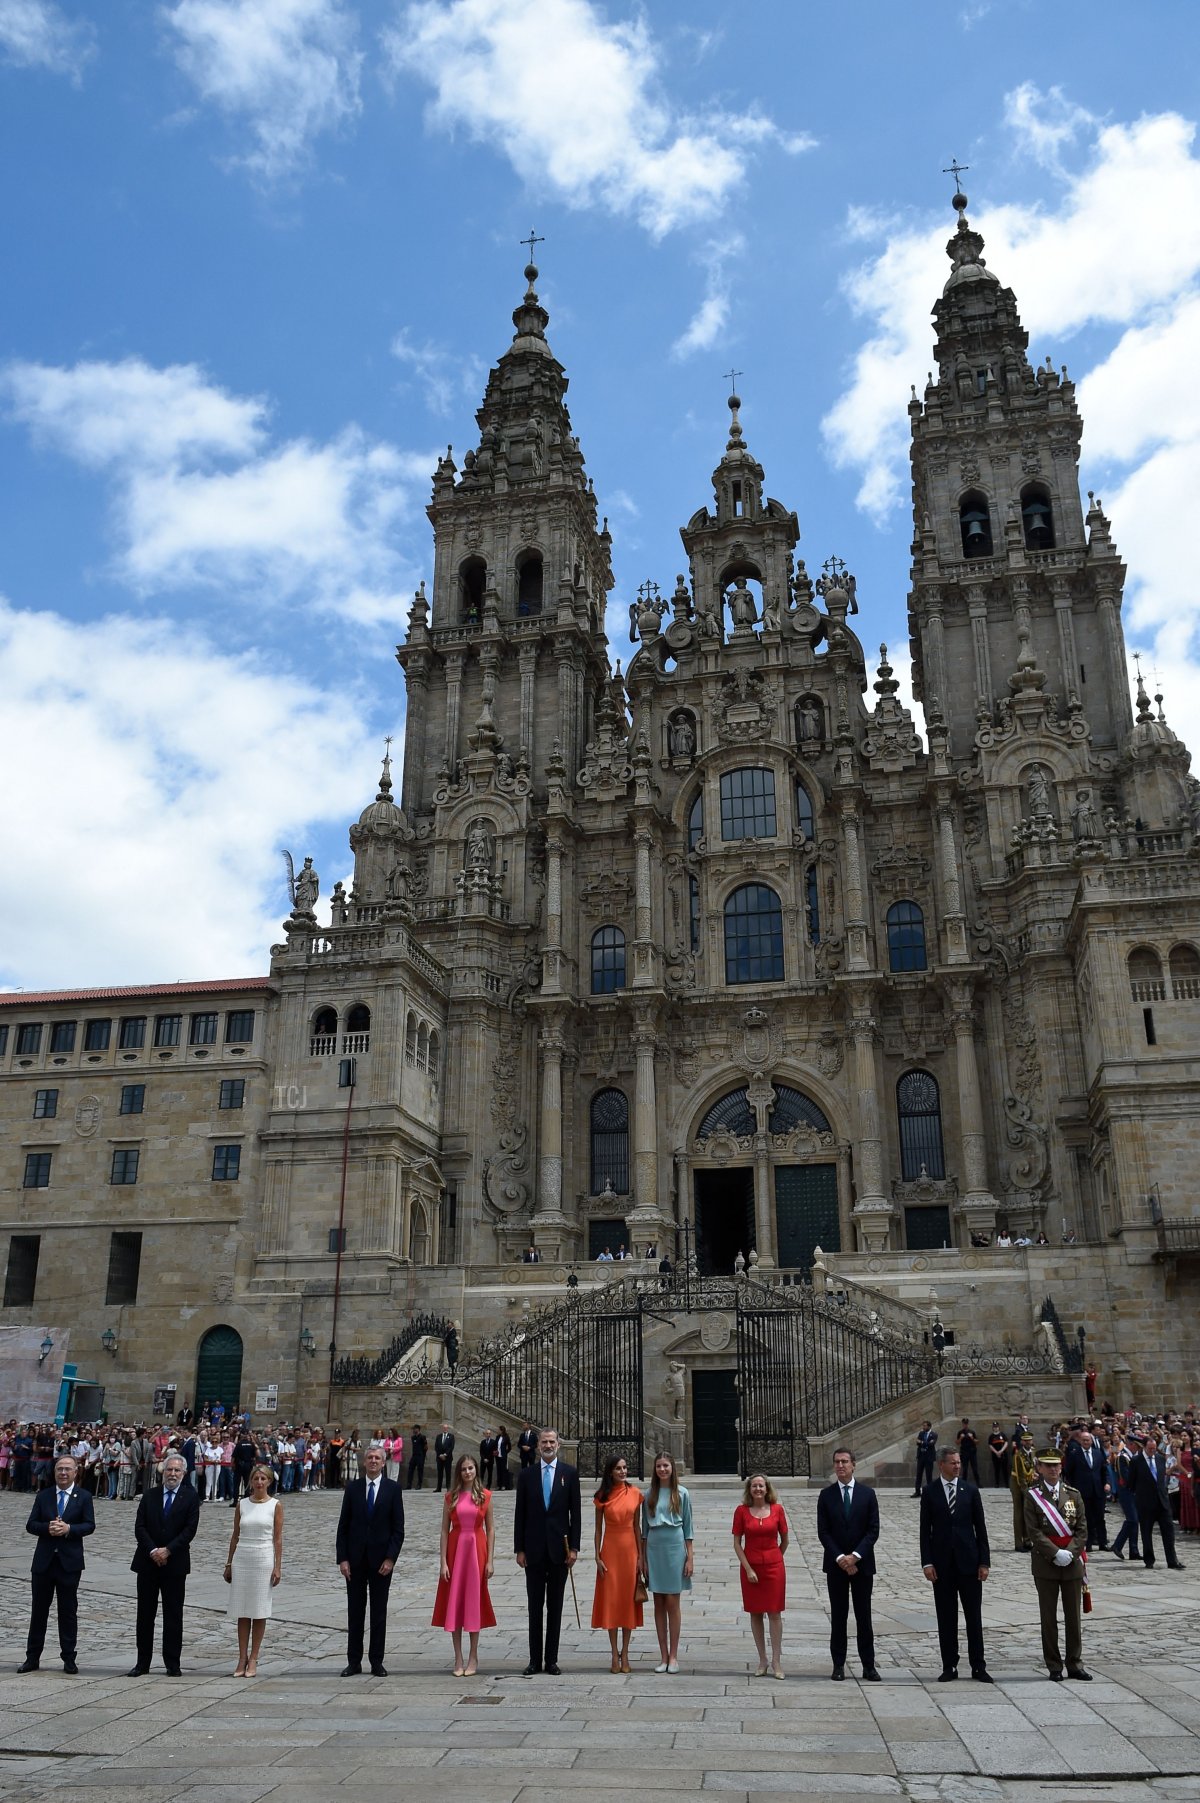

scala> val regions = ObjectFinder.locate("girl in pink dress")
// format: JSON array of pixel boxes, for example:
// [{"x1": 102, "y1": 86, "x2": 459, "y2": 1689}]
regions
[{"x1": 432, "y1": 1454, "x2": 496, "y2": 1675}]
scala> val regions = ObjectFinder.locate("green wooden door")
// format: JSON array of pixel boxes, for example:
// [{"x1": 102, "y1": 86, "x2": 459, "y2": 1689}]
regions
[
  {"x1": 692, "y1": 1368, "x2": 739, "y2": 1473},
  {"x1": 774, "y1": 1164, "x2": 839, "y2": 1269},
  {"x1": 195, "y1": 1325, "x2": 244, "y2": 1416}
]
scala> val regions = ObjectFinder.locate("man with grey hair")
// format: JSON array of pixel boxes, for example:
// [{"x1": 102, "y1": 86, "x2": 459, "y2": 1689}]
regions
[
  {"x1": 20, "y1": 1454, "x2": 95, "y2": 1673},
  {"x1": 128, "y1": 1452, "x2": 201, "y2": 1675}
]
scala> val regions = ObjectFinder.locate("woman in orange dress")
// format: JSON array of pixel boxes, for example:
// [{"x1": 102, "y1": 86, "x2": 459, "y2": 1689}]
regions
[
  {"x1": 591, "y1": 1454, "x2": 644, "y2": 1672},
  {"x1": 432, "y1": 1454, "x2": 496, "y2": 1676}
]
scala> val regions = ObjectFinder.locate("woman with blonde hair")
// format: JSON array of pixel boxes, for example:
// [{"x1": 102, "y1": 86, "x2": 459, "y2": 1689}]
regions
[
  {"x1": 432, "y1": 1453, "x2": 496, "y2": 1676},
  {"x1": 640, "y1": 1450, "x2": 693, "y2": 1673},
  {"x1": 732, "y1": 1472, "x2": 789, "y2": 1678},
  {"x1": 223, "y1": 1464, "x2": 283, "y2": 1676},
  {"x1": 591, "y1": 1453, "x2": 644, "y2": 1672}
]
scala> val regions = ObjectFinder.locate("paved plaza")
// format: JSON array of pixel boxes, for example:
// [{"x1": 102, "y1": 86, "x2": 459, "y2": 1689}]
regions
[{"x1": 0, "y1": 1481, "x2": 1198, "y2": 1802}]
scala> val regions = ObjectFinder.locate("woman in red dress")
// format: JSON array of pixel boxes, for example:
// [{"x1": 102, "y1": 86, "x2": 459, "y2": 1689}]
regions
[
  {"x1": 732, "y1": 1472, "x2": 789, "y2": 1679},
  {"x1": 1180, "y1": 1432, "x2": 1200, "y2": 1535},
  {"x1": 432, "y1": 1454, "x2": 496, "y2": 1676}
]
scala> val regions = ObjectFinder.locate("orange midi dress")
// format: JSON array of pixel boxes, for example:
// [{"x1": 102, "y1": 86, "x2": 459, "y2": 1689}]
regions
[{"x1": 591, "y1": 1483, "x2": 644, "y2": 1631}]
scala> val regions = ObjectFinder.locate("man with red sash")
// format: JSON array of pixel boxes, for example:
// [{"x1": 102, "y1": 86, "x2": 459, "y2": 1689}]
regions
[{"x1": 1023, "y1": 1448, "x2": 1091, "y2": 1681}]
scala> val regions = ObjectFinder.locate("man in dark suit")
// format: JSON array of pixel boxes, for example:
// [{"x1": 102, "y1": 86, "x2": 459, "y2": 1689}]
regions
[
  {"x1": 517, "y1": 1422, "x2": 538, "y2": 1469},
  {"x1": 406, "y1": 1424, "x2": 427, "y2": 1489},
  {"x1": 20, "y1": 1454, "x2": 95, "y2": 1673},
  {"x1": 434, "y1": 1423, "x2": 455, "y2": 1492},
  {"x1": 1131, "y1": 1434, "x2": 1185, "y2": 1571},
  {"x1": 920, "y1": 1446, "x2": 992, "y2": 1682},
  {"x1": 955, "y1": 1419, "x2": 980, "y2": 1485},
  {"x1": 495, "y1": 1428, "x2": 512, "y2": 1491},
  {"x1": 335, "y1": 1443, "x2": 405, "y2": 1676},
  {"x1": 816, "y1": 1447, "x2": 880, "y2": 1682},
  {"x1": 1063, "y1": 1430, "x2": 1110, "y2": 1550},
  {"x1": 128, "y1": 1452, "x2": 200, "y2": 1675},
  {"x1": 479, "y1": 1431, "x2": 497, "y2": 1487},
  {"x1": 513, "y1": 1427, "x2": 581, "y2": 1676},
  {"x1": 911, "y1": 1422, "x2": 937, "y2": 1496}
]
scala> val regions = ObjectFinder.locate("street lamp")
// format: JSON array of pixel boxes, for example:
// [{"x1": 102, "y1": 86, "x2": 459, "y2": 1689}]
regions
[
  {"x1": 101, "y1": 1327, "x2": 118, "y2": 1357},
  {"x1": 299, "y1": 1326, "x2": 316, "y2": 1358}
]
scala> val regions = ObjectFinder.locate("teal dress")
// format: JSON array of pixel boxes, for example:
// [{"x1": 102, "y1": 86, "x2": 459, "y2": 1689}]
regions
[{"x1": 641, "y1": 1486, "x2": 693, "y2": 1594}]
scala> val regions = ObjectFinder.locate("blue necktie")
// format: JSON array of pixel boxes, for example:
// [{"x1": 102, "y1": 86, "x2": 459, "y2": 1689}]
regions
[
  {"x1": 163, "y1": 1488, "x2": 174, "y2": 1515},
  {"x1": 542, "y1": 1464, "x2": 553, "y2": 1507},
  {"x1": 367, "y1": 1480, "x2": 376, "y2": 1514},
  {"x1": 842, "y1": 1485, "x2": 851, "y2": 1515},
  {"x1": 56, "y1": 1490, "x2": 66, "y2": 1518}
]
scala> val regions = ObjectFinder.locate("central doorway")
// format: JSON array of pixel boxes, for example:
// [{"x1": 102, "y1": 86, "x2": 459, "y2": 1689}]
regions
[
  {"x1": 692, "y1": 1368, "x2": 739, "y2": 1472},
  {"x1": 694, "y1": 1167, "x2": 754, "y2": 1275}
]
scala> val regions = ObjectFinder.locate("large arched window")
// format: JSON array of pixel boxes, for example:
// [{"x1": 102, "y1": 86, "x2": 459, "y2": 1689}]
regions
[
  {"x1": 795, "y1": 781, "x2": 815, "y2": 841},
  {"x1": 1170, "y1": 943, "x2": 1200, "y2": 1000},
  {"x1": 768, "y1": 1085, "x2": 832, "y2": 1135},
  {"x1": 687, "y1": 790, "x2": 704, "y2": 851},
  {"x1": 724, "y1": 883, "x2": 784, "y2": 984},
  {"x1": 887, "y1": 900, "x2": 928, "y2": 972},
  {"x1": 959, "y1": 490, "x2": 993, "y2": 558},
  {"x1": 1021, "y1": 483, "x2": 1055, "y2": 550},
  {"x1": 516, "y1": 549, "x2": 543, "y2": 616},
  {"x1": 897, "y1": 1070, "x2": 945, "y2": 1180},
  {"x1": 697, "y1": 1086, "x2": 756, "y2": 1138},
  {"x1": 312, "y1": 1006, "x2": 337, "y2": 1037},
  {"x1": 590, "y1": 1088, "x2": 629, "y2": 1192},
  {"x1": 345, "y1": 1003, "x2": 371, "y2": 1032},
  {"x1": 1128, "y1": 947, "x2": 1164, "y2": 1001},
  {"x1": 459, "y1": 556, "x2": 486, "y2": 623},
  {"x1": 591, "y1": 926, "x2": 626, "y2": 994},
  {"x1": 720, "y1": 768, "x2": 776, "y2": 839}
]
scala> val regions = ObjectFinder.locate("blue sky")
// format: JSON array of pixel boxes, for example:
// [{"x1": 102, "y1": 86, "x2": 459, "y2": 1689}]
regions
[{"x1": 4, "y1": 0, "x2": 1200, "y2": 985}]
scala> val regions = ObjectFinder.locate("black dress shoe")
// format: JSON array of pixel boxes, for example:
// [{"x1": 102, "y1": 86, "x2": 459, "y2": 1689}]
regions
[
  {"x1": 370, "y1": 1665, "x2": 387, "y2": 1677},
  {"x1": 1066, "y1": 1667, "x2": 1093, "y2": 1681},
  {"x1": 164, "y1": 1666, "x2": 182, "y2": 1677},
  {"x1": 937, "y1": 1668, "x2": 958, "y2": 1681},
  {"x1": 522, "y1": 1662, "x2": 541, "y2": 1677},
  {"x1": 1169, "y1": 1562, "x2": 1187, "y2": 1570},
  {"x1": 341, "y1": 1664, "x2": 362, "y2": 1676},
  {"x1": 862, "y1": 1666, "x2": 881, "y2": 1681},
  {"x1": 126, "y1": 1664, "x2": 150, "y2": 1677},
  {"x1": 544, "y1": 1663, "x2": 561, "y2": 1676},
  {"x1": 17, "y1": 1660, "x2": 39, "y2": 1673},
  {"x1": 1048, "y1": 1669, "x2": 1064, "y2": 1681},
  {"x1": 62, "y1": 1660, "x2": 78, "y2": 1674},
  {"x1": 971, "y1": 1668, "x2": 994, "y2": 1684},
  {"x1": 830, "y1": 1665, "x2": 845, "y2": 1681},
  {"x1": 1112, "y1": 1549, "x2": 1125, "y2": 1560}
]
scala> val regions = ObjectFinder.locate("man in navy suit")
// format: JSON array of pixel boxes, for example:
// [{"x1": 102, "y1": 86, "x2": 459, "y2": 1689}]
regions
[
  {"x1": 513, "y1": 1427, "x2": 582, "y2": 1676},
  {"x1": 20, "y1": 1453, "x2": 95, "y2": 1673},
  {"x1": 1063, "y1": 1429, "x2": 1110, "y2": 1550},
  {"x1": 128, "y1": 1452, "x2": 201, "y2": 1675},
  {"x1": 1131, "y1": 1434, "x2": 1185, "y2": 1571},
  {"x1": 335, "y1": 1443, "x2": 406, "y2": 1675},
  {"x1": 816, "y1": 1447, "x2": 880, "y2": 1681},
  {"x1": 920, "y1": 1446, "x2": 992, "y2": 1682}
]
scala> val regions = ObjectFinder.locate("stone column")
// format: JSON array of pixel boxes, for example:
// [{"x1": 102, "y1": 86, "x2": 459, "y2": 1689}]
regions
[
  {"x1": 632, "y1": 1017, "x2": 658, "y2": 1216},
  {"x1": 1051, "y1": 576, "x2": 1079, "y2": 699},
  {"x1": 949, "y1": 979, "x2": 997, "y2": 1231},
  {"x1": 753, "y1": 1134, "x2": 775, "y2": 1267},
  {"x1": 967, "y1": 585, "x2": 993, "y2": 704},
  {"x1": 443, "y1": 652, "x2": 464, "y2": 771},
  {"x1": 923, "y1": 593, "x2": 949, "y2": 713},
  {"x1": 848, "y1": 1006, "x2": 895, "y2": 1251},
  {"x1": 936, "y1": 799, "x2": 969, "y2": 964},
  {"x1": 401, "y1": 655, "x2": 430, "y2": 813},
  {"x1": 534, "y1": 1013, "x2": 568, "y2": 1227},
  {"x1": 1096, "y1": 583, "x2": 1129, "y2": 729},
  {"x1": 542, "y1": 828, "x2": 565, "y2": 995},
  {"x1": 840, "y1": 801, "x2": 869, "y2": 972},
  {"x1": 518, "y1": 644, "x2": 538, "y2": 758}
]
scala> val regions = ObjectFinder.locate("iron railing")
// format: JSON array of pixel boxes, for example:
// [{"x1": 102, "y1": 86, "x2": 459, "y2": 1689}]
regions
[
  {"x1": 331, "y1": 1312, "x2": 455, "y2": 1388},
  {"x1": 1039, "y1": 1295, "x2": 1085, "y2": 1374}
]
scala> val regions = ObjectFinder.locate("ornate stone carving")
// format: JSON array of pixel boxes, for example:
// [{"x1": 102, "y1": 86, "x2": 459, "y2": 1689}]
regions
[
  {"x1": 74, "y1": 1096, "x2": 101, "y2": 1137},
  {"x1": 482, "y1": 1122, "x2": 531, "y2": 1216},
  {"x1": 700, "y1": 1313, "x2": 732, "y2": 1350},
  {"x1": 715, "y1": 668, "x2": 776, "y2": 743},
  {"x1": 816, "y1": 1029, "x2": 844, "y2": 1078},
  {"x1": 578, "y1": 871, "x2": 633, "y2": 917},
  {"x1": 577, "y1": 691, "x2": 633, "y2": 798}
]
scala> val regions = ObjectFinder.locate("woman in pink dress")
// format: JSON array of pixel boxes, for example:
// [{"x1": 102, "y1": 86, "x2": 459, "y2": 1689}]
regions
[{"x1": 432, "y1": 1454, "x2": 496, "y2": 1675}]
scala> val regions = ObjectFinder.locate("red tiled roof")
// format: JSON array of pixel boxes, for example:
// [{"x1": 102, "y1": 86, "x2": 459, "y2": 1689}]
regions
[{"x1": 0, "y1": 977, "x2": 274, "y2": 1008}]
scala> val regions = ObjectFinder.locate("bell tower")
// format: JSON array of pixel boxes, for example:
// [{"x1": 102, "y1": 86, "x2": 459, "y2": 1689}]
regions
[
  {"x1": 907, "y1": 185, "x2": 1131, "y2": 758},
  {"x1": 397, "y1": 256, "x2": 614, "y2": 817}
]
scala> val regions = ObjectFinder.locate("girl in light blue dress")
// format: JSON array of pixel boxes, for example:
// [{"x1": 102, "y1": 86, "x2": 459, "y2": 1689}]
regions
[{"x1": 640, "y1": 1451, "x2": 693, "y2": 1672}]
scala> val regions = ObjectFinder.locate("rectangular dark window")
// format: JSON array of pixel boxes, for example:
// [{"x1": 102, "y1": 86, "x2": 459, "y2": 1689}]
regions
[
  {"x1": 328, "y1": 1227, "x2": 347, "y2": 1253},
  {"x1": 0, "y1": 1025, "x2": 8, "y2": 1056},
  {"x1": 153, "y1": 1014, "x2": 181, "y2": 1048},
  {"x1": 225, "y1": 1010, "x2": 255, "y2": 1043},
  {"x1": 32, "y1": 1090, "x2": 58, "y2": 1120},
  {"x1": 49, "y1": 1021, "x2": 76, "y2": 1054},
  {"x1": 105, "y1": 1231, "x2": 142, "y2": 1306},
  {"x1": 4, "y1": 1235, "x2": 40, "y2": 1307},
  {"x1": 84, "y1": 1018, "x2": 111, "y2": 1051},
  {"x1": 119, "y1": 1084, "x2": 145, "y2": 1115},
  {"x1": 118, "y1": 1016, "x2": 146, "y2": 1050},
  {"x1": 218, "y1": 1078, "x2": 245, "y2": 1110},
  {"x1": 1144, "y1": 1007, "x2": 1157, "y2": 1046},
  {"x1": 15, "y1": 1024, "x2": 42, "y2": 1055},
  {"x1": 190, "y1": 1012, "x2": 219, "y2": 1046},
  {"x1": 720, "y1": 768, "x2": 777, "y2": 840},
  {"x1": 22, "y1": 1152, "x2": 51, "y2": 1189},
  {"x1": 110, "y1": 1148, "x2": 140, "y2": 1185},
  {"x1": 212, "y1": 1144, "x2": 241, "y2": 1181}
]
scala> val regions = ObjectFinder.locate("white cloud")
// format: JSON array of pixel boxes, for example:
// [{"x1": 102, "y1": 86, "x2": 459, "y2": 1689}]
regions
[
  {"x1": 390, "y1": 328, "x2": 482, "y2": 417},
  {"x1": 164, "y1": 0, "x2": 362, "y2": 181},
  {"x1": 383, "y1": 0, "x2": 809, "y2": 238},
  {"x1": 672, "y1": 234, "x2": 743, "y2": 359},
  {"x1": 0, "y1": 597, "x2": 381, "y2": 986},
  {"x1": 1004, "y1": 81, "x2": 1096, "y2": 173},
  {"x1": 0, "y1": 0, "x2": 95, "y2": 80},
  {"x1": 3, "y1": 356, "x2": 436, "y2": 624}
]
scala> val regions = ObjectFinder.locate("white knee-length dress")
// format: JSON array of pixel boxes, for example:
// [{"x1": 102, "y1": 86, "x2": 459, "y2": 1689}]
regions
[{"x1": 227, "y1": 1497, "x2": 279, "y2": 1618}]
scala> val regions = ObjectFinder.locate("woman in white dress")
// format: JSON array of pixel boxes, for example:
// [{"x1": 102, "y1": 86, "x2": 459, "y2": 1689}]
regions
[{"x1": 223, "y1": 1464, "x2": 283, "y2": 1675}]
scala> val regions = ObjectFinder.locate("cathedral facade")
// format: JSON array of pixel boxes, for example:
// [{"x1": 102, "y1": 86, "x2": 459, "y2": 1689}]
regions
[{"x1": 3, "y1": 193, "x2": 1199, "y2": 1425}]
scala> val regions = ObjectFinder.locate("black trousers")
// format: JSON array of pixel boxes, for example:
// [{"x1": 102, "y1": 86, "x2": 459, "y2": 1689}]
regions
[
  {"x1": 519, "y1": 1449, "x2": 535, "y2": 1468},
  {"x1": 914, "y1": 1456, "x2": 935, "y2": 1492},
  {"x1": 959, "y1": 1445, "x2": 979, "y2": 1483},
  {"x1": 989, "y1": 1452, "x2": 1010, "y2": 1488},
  {"x1": 524, "y1": 1559, "x2": 569, "y2": 1669},
  {"x1": 1083, "y1": 1494, "x2": 1108, "y2": 1548},
  {"x1": 345, "y1": 1564, "x2": 392, "y2": 1668},
  {"x1": 479, "y1": 1456, "x2": 495, "y2": 1486},
  {"x1": 406, "y1": 1454, "x2": 425, "y2": 1489},
  {"x1": 826, "y1": 1568, "x2": 874, "y2": 1670},
  {"x1": 27, "y1": 1565, "x2": 80, "y2": 1663},
  {"x1": 1141, "y1": 1497, "x2": 1179, "y2": 1567},
  {"x1": 435, "y1": 1456, "x2": 452, "y2": 1492},
  {"x1": 135, "y1": 1568, "x2": 187, "y2": 1669},
  {"x1": 932, "y1": 1572, "x2": 985, "y2": 1673},
  {"x1": 496, "y1": 1458, "x2": 511, "y2": 1490}
]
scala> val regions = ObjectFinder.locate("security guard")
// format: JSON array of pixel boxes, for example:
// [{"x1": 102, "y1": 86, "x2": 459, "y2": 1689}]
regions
[
  {"x1": 1008, "y1": 1432, "x2": 1038, "y2": 1552},
  {"x1": 1023, "y1": 1448, "x2": 1090, "y2": 1681}
]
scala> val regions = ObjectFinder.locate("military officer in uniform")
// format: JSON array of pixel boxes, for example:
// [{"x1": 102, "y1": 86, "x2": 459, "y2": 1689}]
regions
[
  {"x1": 1023, "y1": 1448, "x2": 1091, "y2": 1682},
  {"x1": 1009, "y1": 1432, "x2": 1038, "y2": 1552}
]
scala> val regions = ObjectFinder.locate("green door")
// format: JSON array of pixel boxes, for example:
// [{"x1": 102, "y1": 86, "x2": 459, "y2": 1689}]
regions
[
  {"x1": 692, "y1": 1368, "x2": 739, "y2": 1473},
  {"x1": 195, "y1": 1325, "x2": 244, "y2": 1416},
  {"x1": 774, "y1": 1164, "x2": 840, "y2": 1269},
  {"x1": 904, "y1": 1206, "x2": 952, "y2": 1250}
]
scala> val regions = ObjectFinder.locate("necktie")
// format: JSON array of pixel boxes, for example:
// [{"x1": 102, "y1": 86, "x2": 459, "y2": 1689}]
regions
[
  {"x1": 543, "y1": 1463, "x2": 553, "y2": 1507},
  {"x1": 163, "y1": 1488, "x2": 174, "y2": 1515},
  {"x1": 367, "y1": 1480, "x2": 376, "y2": 1514},
  {"x1": 56, "y1": 1490, "x2": 66, "y2": 1518},
  {"x1": 947, "y1": 1481, "x2": 957, "y2": 1512},
  {"x1": 841, "y1": 1484, "x2": 851, "y2": 1514}
]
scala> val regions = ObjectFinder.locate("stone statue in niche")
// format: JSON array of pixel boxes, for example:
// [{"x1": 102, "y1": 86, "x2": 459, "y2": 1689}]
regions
[
  {"x1": 695, "y1": 594, "x2": 721, "y2": 639},
  {"x1": 1070, "y1": 786, "x2": 1103, "y2": 841},
  {"x1": 664, "y1": 1363, "x2": 685, "y2": 1422},
  {"x1": 796, "y1": 697, "x2": 823, "y2": 743},
  {"x1": 1027, "y1": 765, "x2": 1053, "y2": 820},
  {"x1": 466, "y1": 820, "x2": 493, "y2": 871},
  {"x1": 386, "y1": 859, "x2": 412, "y2": 901},
  {"x1": 668, "y1": 713, "x2": 696, "y2": 759},
  {"x1": 727, "y1": 576, "x2": 758, "y2": 630}
]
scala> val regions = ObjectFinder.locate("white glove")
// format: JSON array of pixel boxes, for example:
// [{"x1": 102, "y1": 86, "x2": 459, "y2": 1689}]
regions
[{"x1": 1053, "y1": 1548, "x2": 1074, "y2": 1567}]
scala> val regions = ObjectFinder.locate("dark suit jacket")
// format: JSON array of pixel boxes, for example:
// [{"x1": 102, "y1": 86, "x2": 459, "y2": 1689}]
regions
[
  {"x1": 1130, "y1": 1449, "x2": 1171, "y2": 1512},
  {"x1": 335, "y1": 1475, "x2": 405, "y2": 1570},
  {"x1": 1064, "y1": 1441, "x2": 1108, "y2": 1502},
  {"x1": 919, "y1": 1478, "x2": 990, "y2": 1576},
  {"x1": 26, "y1": 1486, "x2": 95, "y2": 1574},
  {"x1": 816, "y1": 1480, "x2": 879, "y2": 1577},
  {"x1": 130, "y1": 1482, "x2": 201, "y2": 1576},
  {"x1": 513, "y1": 1458, "x2": 582, "y2": 1566},
  {"x1": 434, "y1": 1434, "x2": 455, "y2": 1457}
]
